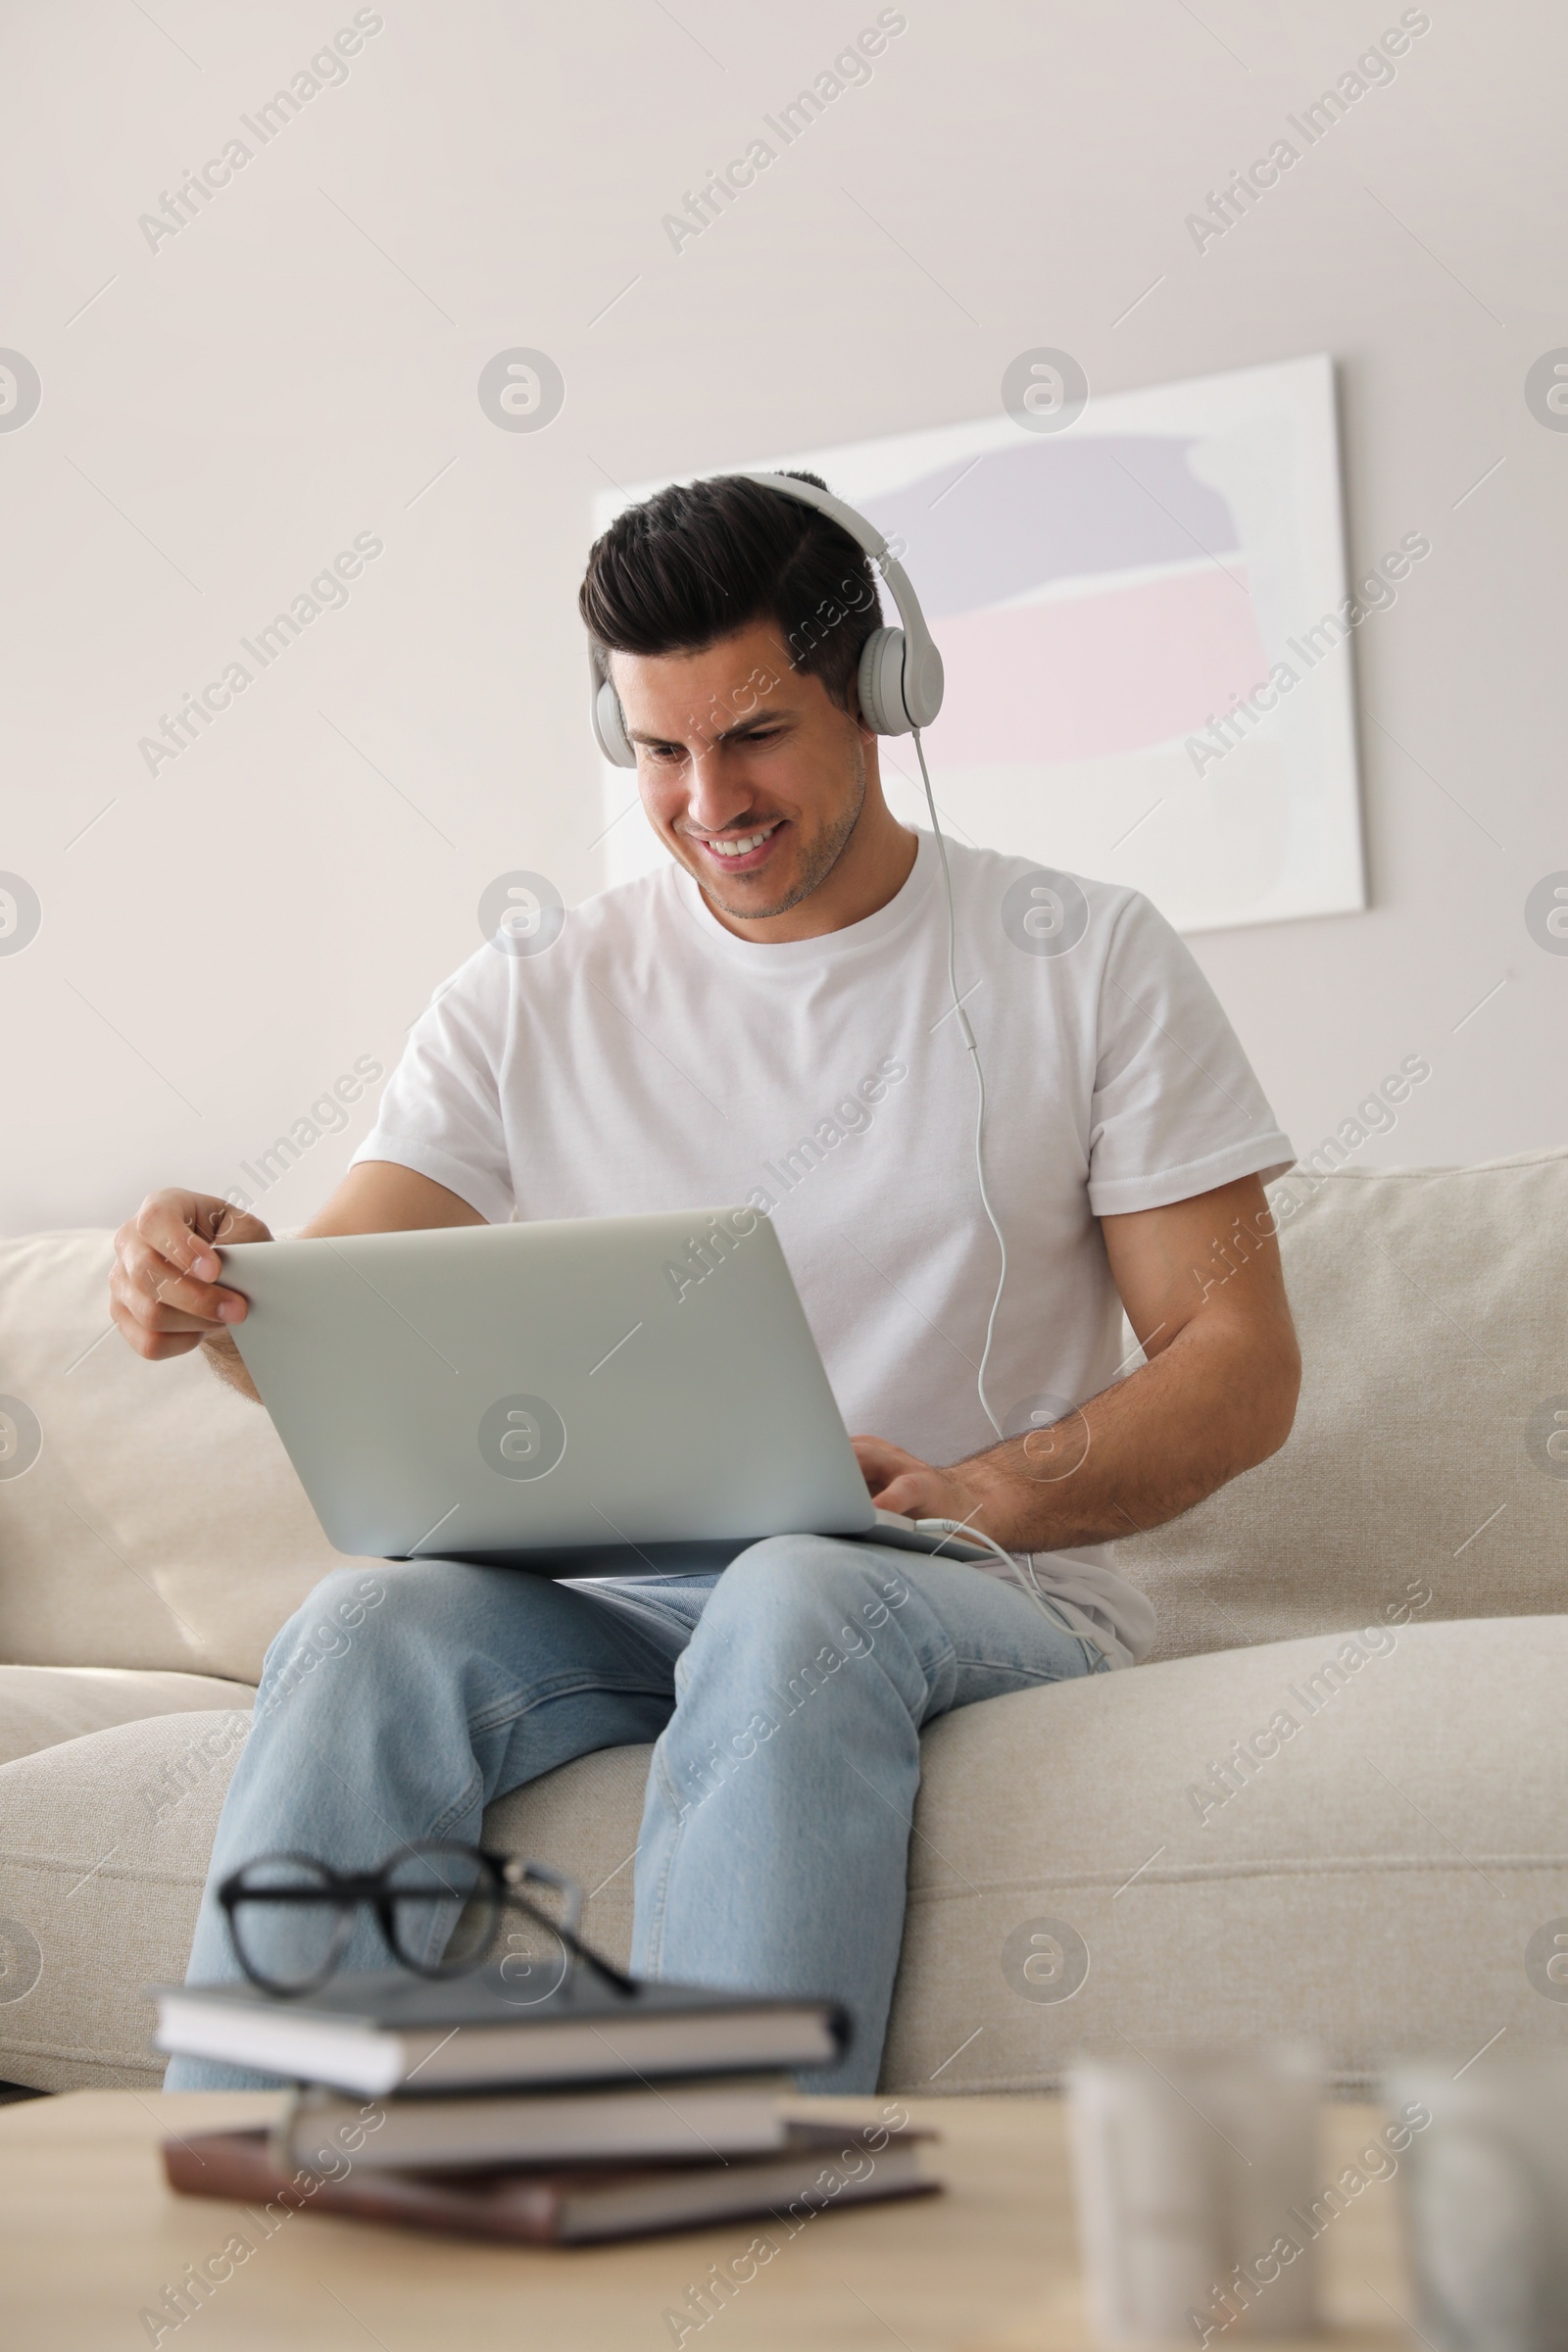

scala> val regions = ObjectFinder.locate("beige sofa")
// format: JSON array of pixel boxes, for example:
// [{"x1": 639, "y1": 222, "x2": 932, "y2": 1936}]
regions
[{"x1": 1, "y1": 1152, "x2": 1565, "y2": 2094}]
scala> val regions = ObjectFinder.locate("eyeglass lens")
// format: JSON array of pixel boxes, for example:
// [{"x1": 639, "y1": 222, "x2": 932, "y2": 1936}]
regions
[
  {"x1": 380, "y1": 1841, "x2": 504, "y2": 1976},
  {"x1": 227, "y1": 1855, "x2": 353, "y2": 1993},
  {"x1": 383, "y1": 1842, "x2": 572, "y2": 2000}
]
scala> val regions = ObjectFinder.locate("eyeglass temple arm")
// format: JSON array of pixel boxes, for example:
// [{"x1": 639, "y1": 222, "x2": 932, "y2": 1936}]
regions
[{"x1": 500, "y1": 1857, "x2": 637, "y2": 1996}]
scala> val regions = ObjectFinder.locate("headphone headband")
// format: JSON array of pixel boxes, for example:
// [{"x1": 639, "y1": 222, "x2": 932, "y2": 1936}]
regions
[{"x1": 587, "y1": 469, "x2": 944, "y2": 765}]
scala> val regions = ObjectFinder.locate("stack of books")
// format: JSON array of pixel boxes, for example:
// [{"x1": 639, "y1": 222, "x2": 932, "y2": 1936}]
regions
[{"x1": 152, "y1": 1965, "x2": 938, "y2": 2244}]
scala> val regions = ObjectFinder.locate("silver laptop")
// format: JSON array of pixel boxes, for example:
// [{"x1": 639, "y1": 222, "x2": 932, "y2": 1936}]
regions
[{"x1": 217, "y1": 1210, "x2": 989, "y2": 1571}]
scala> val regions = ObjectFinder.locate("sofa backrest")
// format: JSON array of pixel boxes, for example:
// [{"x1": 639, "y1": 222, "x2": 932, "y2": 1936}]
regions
[
  {"x1": 1115, "y1": 1148, "x2": 1568, "y2": 1659},
  {"x1": 3, "y1": 1154, "x2": 1565, "y2": 1681},
  {"x1": 0, "y1": 1231, "x2": 352, "y2": 1682}
]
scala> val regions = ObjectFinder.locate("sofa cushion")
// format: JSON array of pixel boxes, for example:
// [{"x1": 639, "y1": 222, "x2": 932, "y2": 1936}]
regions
[
  {"x1": 0, "y1": 1709, "x2": 650, "y2": 2091},
  {"x1": 0, "y1": 1666, "x2": 256, "y2": 1767},
  {"x1": 881, "y1": 1613, "x2": 1568, "y2": 2094},
  {"x1": 0, "y1": 1229, "x2": 368, "y2": 1681},
  {"x1": 1113, "y1": 1149, "x2": 1568, "y2": 1660},
  {"x1": 3, "y1": 1618, "x2": 1565, "y2": 2094},
  {"x1": 483, "y1": 1744, "x2": 653, "y2": 1972},
  {"x1": 0, "y1": 1709, "x2": 254, "y2": 2087}
]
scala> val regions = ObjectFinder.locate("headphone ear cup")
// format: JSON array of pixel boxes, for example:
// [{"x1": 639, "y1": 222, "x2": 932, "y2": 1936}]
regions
[
  {"x1": 594, "y1": 675, "x2": 636, "y2": 768},
  {"x1": 857, "y1": 625, "x2": 912, "y2": 736}
]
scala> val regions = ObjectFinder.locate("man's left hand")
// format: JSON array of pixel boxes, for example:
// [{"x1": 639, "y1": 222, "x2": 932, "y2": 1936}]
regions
[{"x1": 852, "y1": 1435, "x2": 992, "y2": 1534}]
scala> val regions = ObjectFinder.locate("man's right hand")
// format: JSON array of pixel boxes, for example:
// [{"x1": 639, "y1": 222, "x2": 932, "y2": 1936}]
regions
[
  {"x1": 111, "y1": 1164, "x2": 481, "y2": 1399},
  {"x1": 111, "y1": 1190, "x2": 271, "y2": 1380}
]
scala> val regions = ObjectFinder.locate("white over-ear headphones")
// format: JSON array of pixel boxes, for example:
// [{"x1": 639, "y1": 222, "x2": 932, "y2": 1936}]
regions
[{"x1": 586, "y1": 470, "x2": 945, "y2": 765}]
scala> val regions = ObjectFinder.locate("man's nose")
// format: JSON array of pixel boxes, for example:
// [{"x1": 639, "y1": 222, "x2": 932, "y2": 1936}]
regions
[{"x1": 683, "y1": 747, "x2": 752, "y2": 830}]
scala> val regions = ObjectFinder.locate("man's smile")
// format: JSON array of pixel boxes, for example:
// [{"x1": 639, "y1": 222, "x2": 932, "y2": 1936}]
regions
[{"x1": 681, "y1": 818, "x2": 786, "y2": 875}]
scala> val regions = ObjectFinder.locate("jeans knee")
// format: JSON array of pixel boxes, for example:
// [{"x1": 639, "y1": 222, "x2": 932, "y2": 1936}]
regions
[
  {"x1": 690, "y1": 1538, "x2": 914, "y2": 1681},
  {"x1": 253, "y1": 1562, "x2": 399, "y2": 1721}
]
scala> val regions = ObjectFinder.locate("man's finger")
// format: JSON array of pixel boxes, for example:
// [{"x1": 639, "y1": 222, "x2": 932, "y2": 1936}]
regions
[
  {"x1": 851, "y1": 1435, "x2": 918, "y2": 1479},
  {"x1": 148, "y1": 1282, "x2": 244, "y2": 1329},
  {"x1": 133, "y1": 1192, "x2": 266, "y2": 1284},
  {"x1": 115, "y1": 1247, "x2": 244, "y2": 1330},
  {"x1": 107, "y1": 1296, "x2": 205, "y2": 1360},
  {"x1": 870, "y1": 1473, "x2": 932, "y2": 1517},
  {"x1": 143, "y1": 1262, "x2": 247, "y2": 1323}
]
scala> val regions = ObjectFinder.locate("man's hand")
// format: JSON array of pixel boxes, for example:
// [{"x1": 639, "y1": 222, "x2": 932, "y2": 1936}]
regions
[
  {"x1": 852, "y1": 1436, "x2": 988, "y2": 1529},
  {"x1": 111, "y1": 1190, "x2": 271, "y2": 1396},
  {"x1": 110, "y1": 1163, "x2": 484, "y2": 1402},
  {"x1": 852, "y1": 1428, "x2": 1091, "y2": 1551},
  {"x1": 852, "y1": 1173, "x2": 1301, "y2": 1556}
]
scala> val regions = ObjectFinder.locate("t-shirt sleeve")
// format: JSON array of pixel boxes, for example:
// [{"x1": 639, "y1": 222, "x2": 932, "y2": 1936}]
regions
[
  {"x1": 349, "y1": 954, "x2": 515, "y2": 1224},
  {"x1": 1085, "y1": 893, "x2": 1294, "y2": 1217}
]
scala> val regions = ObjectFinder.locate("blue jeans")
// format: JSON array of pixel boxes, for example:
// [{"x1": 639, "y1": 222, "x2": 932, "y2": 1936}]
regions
[{"x1": 165, "y1": 1536, "x2": 1104, "y2": 2094}]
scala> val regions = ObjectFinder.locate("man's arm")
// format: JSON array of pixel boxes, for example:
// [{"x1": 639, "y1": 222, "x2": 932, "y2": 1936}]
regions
[
  {"x1": 109, "y1": 1162, "x2": 484, "y2": 1403},
  {"x1": 853, "y1": 1172, "x2": 1300, "y2": 1552}
]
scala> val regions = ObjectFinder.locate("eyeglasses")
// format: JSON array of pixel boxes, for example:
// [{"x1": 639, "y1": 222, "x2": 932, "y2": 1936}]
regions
[{"x1": 217, "y1": 1841, "x2": 637, "y2": 2001}]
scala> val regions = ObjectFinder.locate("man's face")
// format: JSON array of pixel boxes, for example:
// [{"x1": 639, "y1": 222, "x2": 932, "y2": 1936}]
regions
[{"x1": 610, "y1": 621, "x2": 872, "y2": 923}]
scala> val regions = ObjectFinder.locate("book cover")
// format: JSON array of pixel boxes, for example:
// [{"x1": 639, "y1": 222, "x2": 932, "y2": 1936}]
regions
[
  {"x1": 163, "y1": 2119, "x2": 940, "y2": 2245},
  {"x1": 152, "y1": 1966, "x2": 849, "y2": 2095}
]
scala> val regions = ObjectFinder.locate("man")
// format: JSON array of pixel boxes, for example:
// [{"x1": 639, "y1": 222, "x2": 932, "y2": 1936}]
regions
[{"x1": 114, "y1": 472, "x2": 1299, "y2": 2092}]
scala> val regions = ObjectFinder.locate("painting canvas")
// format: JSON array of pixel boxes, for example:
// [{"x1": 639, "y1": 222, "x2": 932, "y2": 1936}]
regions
[{"x1": 594, "y1": 353, "x2": 1365, "y2": 934}]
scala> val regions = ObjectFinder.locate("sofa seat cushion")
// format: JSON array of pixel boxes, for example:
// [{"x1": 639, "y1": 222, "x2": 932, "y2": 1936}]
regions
[
  {"x1": 0, "y1": 1666, "x2": 256, "y2": 1768},
  {"x1": 0, "y1": 1709, "x2": 254, "y2": 2088},
  {"x1": 0, "y1": 1715, "x2": 654, "y2": 2091},
  {"x1": 483, "y1": 1745, "x2": 655, "y2": 1970},
  {"x1": 882, "y1": 1613, "x2": 1568, "y2": 2094}
]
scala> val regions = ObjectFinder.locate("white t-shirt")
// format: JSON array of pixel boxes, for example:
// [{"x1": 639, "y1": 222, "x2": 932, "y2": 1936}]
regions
[{"x1": 352, "y1": 833, "x2": 1293, "y2": 1667}]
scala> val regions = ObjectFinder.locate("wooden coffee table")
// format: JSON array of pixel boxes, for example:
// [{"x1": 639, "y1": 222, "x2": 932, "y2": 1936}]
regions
[{"x1": 0, "y1": 2090, "x2": 1412, "y2": 2349}]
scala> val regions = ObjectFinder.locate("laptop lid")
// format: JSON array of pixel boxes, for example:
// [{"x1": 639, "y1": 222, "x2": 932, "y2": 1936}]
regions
[{"x1": 218, "y1": 1209, "x2": 881, "y2": 1561}]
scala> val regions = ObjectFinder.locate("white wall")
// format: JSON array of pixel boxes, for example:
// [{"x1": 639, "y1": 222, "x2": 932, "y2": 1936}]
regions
[{"x1": 2, "y1": 0, "x2": 1563, "y2": 1236}]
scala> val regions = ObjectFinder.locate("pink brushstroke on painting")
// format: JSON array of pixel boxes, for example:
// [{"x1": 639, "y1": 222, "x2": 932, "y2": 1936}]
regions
[
  {"x1": 930, "y1": 568, "x2": 1269, "y2": 763},
  {"x1": 859, "y1": 434, "x2": 1268, "y2": 760}
]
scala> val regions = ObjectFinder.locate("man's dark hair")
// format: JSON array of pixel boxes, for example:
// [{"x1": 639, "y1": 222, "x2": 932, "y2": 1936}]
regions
[{"x1": 578, "y1": 470, "x2": 882, "y2": 715}]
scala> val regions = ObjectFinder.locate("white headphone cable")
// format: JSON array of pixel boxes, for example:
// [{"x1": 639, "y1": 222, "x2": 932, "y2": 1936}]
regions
[
  {"x1": 908, "y1": 728, "x2": 1107, "y2": 1649},
  {"x1": 910, "y1": 726, "x2": 1006, "y2": 1445}
]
